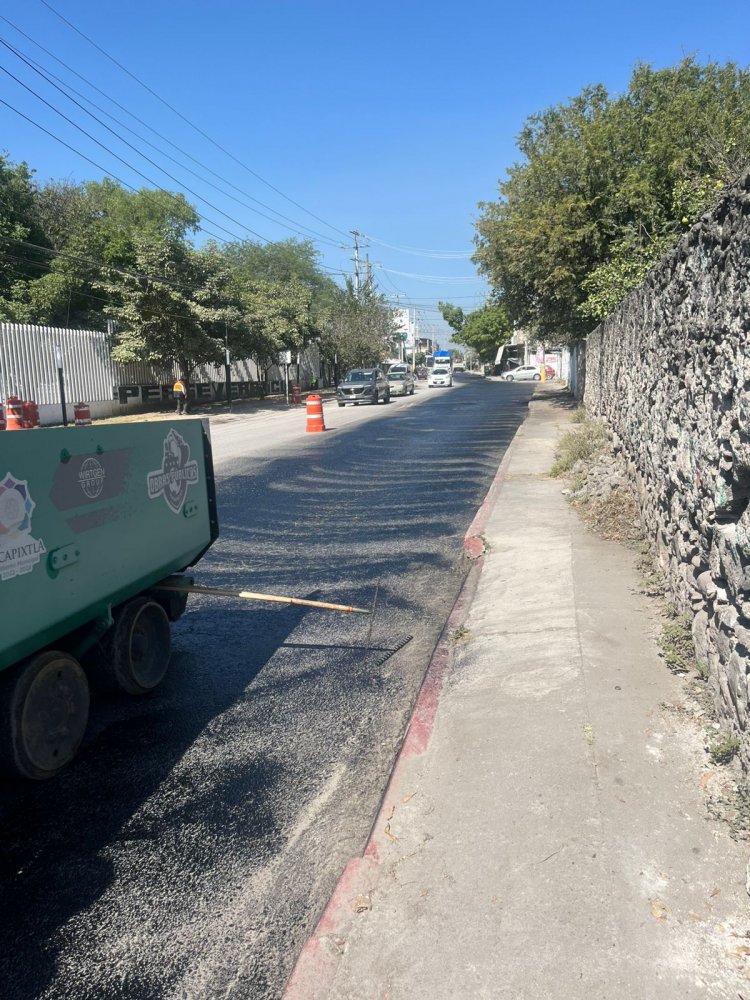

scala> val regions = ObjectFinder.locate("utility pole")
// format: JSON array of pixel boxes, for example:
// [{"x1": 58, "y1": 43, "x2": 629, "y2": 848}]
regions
[
  {"x1": 413, "y1": 310, "x2": 418, "y2": 373},
  {"x1": 351, "y1": 230, "x2": 361, "y2": 296}
]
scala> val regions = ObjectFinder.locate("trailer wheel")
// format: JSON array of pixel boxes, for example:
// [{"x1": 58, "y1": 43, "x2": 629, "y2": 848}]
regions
[
  {"x1": 0, "y1": 651, "x2": 90, "y2": 780},
  {"x1": 102, "y1": 598, "x2": 172, "y2": 696}
]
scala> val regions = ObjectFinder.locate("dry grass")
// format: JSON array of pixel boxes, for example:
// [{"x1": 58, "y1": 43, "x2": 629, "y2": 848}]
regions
[
  {"x1": 551, "y1": 419, "x2": 608, "y2": 476},
  {"x1": 574, "y1": 486, "x2": 641, "y2": 544}
]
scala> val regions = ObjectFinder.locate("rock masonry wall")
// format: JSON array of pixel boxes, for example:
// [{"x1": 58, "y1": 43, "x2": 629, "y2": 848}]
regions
[{"x1": 584, "y1": 171, "x2": 750, "y2": 750}]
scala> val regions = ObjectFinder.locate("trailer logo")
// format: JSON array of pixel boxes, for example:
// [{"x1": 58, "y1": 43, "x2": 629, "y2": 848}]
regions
[
  {"x1": 79, "y1": 457, "x2": 106, "y2": 499},
  {"x1": 0, "y1": 473, "x2": 46, "y2": 581},
  {"x1": 147, "y1": 429, "x2": 199, "y2": 514}
]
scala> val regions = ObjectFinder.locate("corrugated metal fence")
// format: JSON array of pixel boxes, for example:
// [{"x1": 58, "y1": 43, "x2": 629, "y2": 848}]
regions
[
  {"x1": 0, "y1": 324, "x2": 115, "y2": 403},
  {"x1": 0, "y1": 323, "x2": 264, "y2": 403}
]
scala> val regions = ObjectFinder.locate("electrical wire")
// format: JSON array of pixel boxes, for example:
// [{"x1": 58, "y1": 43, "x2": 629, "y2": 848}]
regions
[
  {"x1": 5, "y1": 10, "x2": 478, "y2": 288},
  {"x1": 0, "y1": 32, "x2": 345, "y2": 250},
  {"x1": 0, "y1": 86, "x2": 348, "y2": 278},
  {"x1": 0, "y1": 13, "x2": 346, "y2": 249},
  {"x1": 0, "y1": 58, "x2": 272, "y2": 244},
  {"x1": 38, "y1": 0, "x2": 352, "y2": 240},
  {"x1": 0, "y1": 236, "x2": 349, "y2": 297},
  {"x1": 373, "y1": 264, "x2": 479, "y2": 283},
  {"x1": 0, "y1": 251, "x2": 218, "y2": 327},
  {"x1": 366, "y1": 235, "x2": 474, "y2": 258},
  {"x1": 3, "y1": 9, "x2": 482, "y2": 296}
]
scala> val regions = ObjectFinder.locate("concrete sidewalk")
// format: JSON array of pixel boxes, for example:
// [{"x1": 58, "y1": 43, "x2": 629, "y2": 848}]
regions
[{"x1": 286, "y1": 387, "x2": 750, "y2": 1000}]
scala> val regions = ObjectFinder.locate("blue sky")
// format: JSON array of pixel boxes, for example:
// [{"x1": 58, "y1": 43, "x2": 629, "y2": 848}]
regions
[{"x1": 1, "y1": 0, "x2": 748, "y2": 347}]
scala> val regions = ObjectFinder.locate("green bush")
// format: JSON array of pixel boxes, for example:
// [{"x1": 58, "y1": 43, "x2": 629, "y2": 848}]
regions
[
  {"x1": 657, "y1": 617, "x2": 696, "y2": 673},
  {"x1": 709, "y1": 733, "x2": 740, "y2": 765}
]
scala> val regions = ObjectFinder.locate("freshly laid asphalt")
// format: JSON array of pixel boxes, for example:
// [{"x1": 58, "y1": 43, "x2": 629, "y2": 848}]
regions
[
  {"x1": 0, "y1": 375, "x2": 533, "y2": 1000},
  {"x1": 286, "y1": 387, "x2": 750, "y2": 1000}
]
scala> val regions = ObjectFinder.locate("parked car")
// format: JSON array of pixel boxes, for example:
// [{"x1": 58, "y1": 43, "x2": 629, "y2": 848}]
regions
[
  {"x1": 416, "y1": 366, "x2": 428, "y2": 380},
  {"x1": 428, "y1": 366, "x2": 452, "y2": 388},
  {"x1": 337, "y1": 368, "x2": 390, "y2": 406},
  {"x1": 503, "y1": 365, "x2": 541, "y2": 382},
  {"x1": 387, "y1": 371, "x2": 415, "y2": 396},
  {"x1": 388, "y1": 363, "x2": 412, "y2": 375}
]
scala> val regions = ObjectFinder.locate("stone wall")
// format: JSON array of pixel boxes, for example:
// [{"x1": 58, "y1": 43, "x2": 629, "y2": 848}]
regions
[{"x1": 583, "y1": 171, "x2": 750, "y2": 746}]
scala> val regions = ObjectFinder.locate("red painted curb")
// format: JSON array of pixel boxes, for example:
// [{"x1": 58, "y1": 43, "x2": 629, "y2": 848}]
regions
[{"x1": 282, "y1": 427, "x2": 522, "y2": 1000}]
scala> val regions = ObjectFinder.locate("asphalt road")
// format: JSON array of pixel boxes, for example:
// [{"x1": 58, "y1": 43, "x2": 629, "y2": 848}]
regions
[{"x1": 0, "y1": 374, "x2": 534, "y2": 1000}]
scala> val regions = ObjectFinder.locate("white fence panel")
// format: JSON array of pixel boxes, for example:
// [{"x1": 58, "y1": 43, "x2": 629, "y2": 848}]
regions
[{"x1": 0, "y1": 324, "x2": 115, "y2": 403}]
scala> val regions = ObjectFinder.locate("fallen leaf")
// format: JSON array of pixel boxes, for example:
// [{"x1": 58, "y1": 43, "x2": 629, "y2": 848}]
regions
[
  {"x1": 402, "y1": 792, "x2": 417, "y2": 804},
  {"x1": 700, "y1": 771, "x2": 714, "y2": 789},
  {"x1": 687, "y1": 911, "x2": 705, "y2": 922},
  {"x1": 384, "y1": 822, "x2": 396, "y2": 842},
  {"x1": 650, "y1": 898, "x2": 669, "y2": 922},
  {"x1": 710, "y1": 888, "x2": 721, "y2": 898},
  {"x1": 352, "y1": 894, "x2": 371, "y2": 913},
  {"x1": 728, "y1": 946, "x2": 750, "y2": 959}
]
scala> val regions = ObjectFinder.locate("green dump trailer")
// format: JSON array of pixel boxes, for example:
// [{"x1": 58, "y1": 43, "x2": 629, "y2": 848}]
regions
[{"x1": 0, "y1": 420, "x2": 218, "y2": 779}]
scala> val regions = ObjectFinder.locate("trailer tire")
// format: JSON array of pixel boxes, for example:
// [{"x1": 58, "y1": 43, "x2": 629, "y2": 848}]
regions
[
  {"x1": 0, "y1": 651, "x2": 90, "y2": 780},
  {"x1": 101, "y1": 598, "x2": 172, "y2": 696}
]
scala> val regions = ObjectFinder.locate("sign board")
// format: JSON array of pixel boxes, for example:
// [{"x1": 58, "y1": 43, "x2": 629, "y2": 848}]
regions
[
  {"x1": 279, "y1": 350, "x2": 293, "y2": 365},
  {"x1": 393, "y1": 308, "x2": 414, "y2": 349}
]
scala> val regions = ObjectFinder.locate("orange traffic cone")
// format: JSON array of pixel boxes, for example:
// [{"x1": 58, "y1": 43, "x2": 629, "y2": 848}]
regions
[{"x1": 305, "y1": 394, "x2": 325, "y2": 432}]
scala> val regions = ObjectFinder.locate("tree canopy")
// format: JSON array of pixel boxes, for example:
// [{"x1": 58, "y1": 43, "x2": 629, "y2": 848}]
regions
[
  {"x1": 474, "y1": 58, "x2": 750, "y2": 341},
  {"x1": 440, "y1": 301, "x2": 511, "y2": 361},
  {"x1": 0, "y1": 158, "x2": 395, "y2": 376}
]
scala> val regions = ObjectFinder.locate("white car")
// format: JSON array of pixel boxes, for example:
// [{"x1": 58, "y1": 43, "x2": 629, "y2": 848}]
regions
[
  {"x1": 502, "y1": 365, "x2": 541, "y2": 382},
  {"x1": 428, "y1": 366, "x2": 452, "y2": 388}
]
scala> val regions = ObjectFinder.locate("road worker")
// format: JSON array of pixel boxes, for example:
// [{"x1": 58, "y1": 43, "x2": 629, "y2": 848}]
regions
[{"x1": 173, "y1": 378, "x2": 188, "y2": 415}]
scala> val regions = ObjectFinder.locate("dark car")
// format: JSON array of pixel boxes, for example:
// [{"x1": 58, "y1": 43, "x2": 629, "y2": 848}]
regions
[
  {"x1": 416, "y1": 366, "x2": 428, "y2": 380},
  {"x1": 337, "y1": 368, "x2": 391, "y2": 406}
]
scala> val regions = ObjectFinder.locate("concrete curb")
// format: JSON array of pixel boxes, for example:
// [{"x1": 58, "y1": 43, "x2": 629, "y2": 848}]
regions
[{"x1": 282, "y1": 416, "x2": 526, "y2": 1000}]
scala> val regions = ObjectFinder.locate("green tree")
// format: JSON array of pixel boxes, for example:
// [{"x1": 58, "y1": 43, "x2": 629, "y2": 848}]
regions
[
  {"x1": 445, "y1": 302, "x2": 511, "y2": 361},
  {"x1": 95, "y1": 234, "x2": 228, "y2": 378},
  {"x1": 323, "y1": 281, "x2": 396, "y2": 372},
  {"x1": 0, "y1": 155, "x2": 52, "y2": 317},
  {"x1": 8, "y1": 179, "x2": 201, "y2": 328},
  {"x1": 438, "y1": 301, "x2": 465, "y2": 335},
  {"x1": 474, "y1": 58, "x2": 750, "y2": 339}
]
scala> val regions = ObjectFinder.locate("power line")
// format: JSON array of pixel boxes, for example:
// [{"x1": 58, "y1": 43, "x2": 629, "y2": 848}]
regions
[
  {"x1": 366, "y1": 235, "x2": 474, "y2": 258},
  {"x1": 0, "y1": 251, "x2": 217, "y2": 327},
  {"x1": 0, "y1": 68, "x2": 349, "y2": 280},
  {"x1": 373, "y1": 264, "x2": 479, "y2": 283},
  {"x1": 0, "y1": 14, "x2": 340, "y2": 247},
  {"x1": 0, "y1": 235, "x2": 349, "y2": 297},
  {"x1": 0, "y1": 29, "x2": 345, "y2": 249},
  {"x1": 0, "y1": 56, "x2": 273, "y2": 245},
  {"x1": 0, "y1": 36, "x2": 340, "y2": 247},
  {"x1": 38, "y1": 0, "x2": 352, "y2": 240}
]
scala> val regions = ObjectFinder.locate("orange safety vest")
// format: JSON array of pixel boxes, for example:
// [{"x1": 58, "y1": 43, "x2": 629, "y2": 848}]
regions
[{"x1": 173, "y1": 380, "x2": 186, "y2": 394}]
